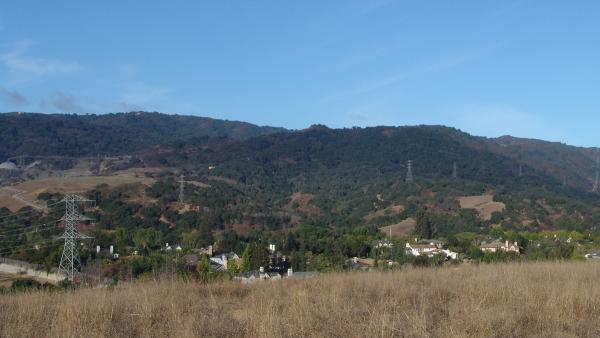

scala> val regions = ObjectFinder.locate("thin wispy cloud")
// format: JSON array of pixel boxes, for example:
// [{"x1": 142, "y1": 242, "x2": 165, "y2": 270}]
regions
[
  {"x1": 445, "y1": 103, "x2": 564, "y2": 142},
  {"x1": 118, "y1": 82, "x2": 170, "y2": 108},
  {"x1": 316, "y1": 44, "x2": 500, "y2": 106},
  {"x1": 325, "y1": 42, "x2": 399, "y2": 73},
  {"x1": 0, "y1": 39, "x2": 81, "y2": 76},
  {"x1": 0, "y1": 87, "x2": 28, "y2": 106}
]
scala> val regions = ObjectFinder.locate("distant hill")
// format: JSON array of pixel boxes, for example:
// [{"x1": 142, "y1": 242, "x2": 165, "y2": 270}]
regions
[
  {"x1": 485, "y1": 135, "x2": 598, "y2": 192},
  {"x1": 146, "y1": 125, "x2": 594, "y2": 195},
  {"x1": 140, "y1": 125, "x2": 600, "y2": 232},
  {"x1": 0, "y1": 112, "x2": 286, "y2": 160},
  {"x1": 2, "y1": 114, "x2": 600, "y2": 236}
]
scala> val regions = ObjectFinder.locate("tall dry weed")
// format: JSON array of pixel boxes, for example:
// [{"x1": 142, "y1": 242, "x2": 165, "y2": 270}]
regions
[{"x1": 1, "y1": 261, "x2": 600, "y2": 337}]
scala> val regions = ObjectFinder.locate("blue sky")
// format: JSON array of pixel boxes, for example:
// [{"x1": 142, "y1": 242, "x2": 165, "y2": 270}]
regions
[{"x1": 1, "y1": 1, "x2": 599, "y2": 146}]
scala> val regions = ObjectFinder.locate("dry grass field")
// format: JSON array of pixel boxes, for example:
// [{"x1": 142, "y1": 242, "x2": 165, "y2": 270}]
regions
[
  {"x1": 1, "y1": 261, "x2": 600, "y2": 337},
  {"x1": 379, "y1": 217, "x2": 416, "y2": 237},
  {"x1": 458, "y1": 194, "x2": 506, "y2": 221},
  {"x1": 0, "y1": 173, "x2": 155, "y2": 211}
]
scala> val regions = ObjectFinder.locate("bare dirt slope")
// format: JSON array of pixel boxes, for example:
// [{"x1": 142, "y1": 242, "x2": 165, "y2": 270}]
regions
[
  {"x1": 458, "y1": 194, "x2": 505, "y2": 220},
  {"x1": 379, "y1": 217, "x2": 416, "y2": 237},
  {"x1": 0, "y1": 173, "x2": 154, "y2": 211},
  {"x1": 364, "y1": 204, "x2": 404, "y2": 222}
]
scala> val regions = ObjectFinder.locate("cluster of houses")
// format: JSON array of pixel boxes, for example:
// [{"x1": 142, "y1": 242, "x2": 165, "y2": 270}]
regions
[
  {"x1": 404, "y1": 240, "x2": 459, "y2": 259},
  {"x1": 479, "y1": 240, "x2": 520, "y2": 254},
  {"x1": 373, "y1": 237, "x2": 522, "y2": 262},
  {"x1": 181, "y1": 244, "x2": 314, "y2": 283}
]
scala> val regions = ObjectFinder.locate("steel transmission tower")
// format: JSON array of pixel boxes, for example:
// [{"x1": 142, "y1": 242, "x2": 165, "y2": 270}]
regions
[
  {"x1": 179, "y1": 174, "x2": 185, "y2": 203},
  {"x1": 519, "y1": 164, "x2": 523, "y2": 177},
  {"x1": 406, "y1": 160, "x2": 414, "y2": 183},
  {"x1": 58, "y1": 195, "x2": 93, "y2": 281},
  {"x1": 593, "y1": 154, "x2": 599, "y2": 193},
  {"x1": 452, "y1": 162, "x2": 458, "y2": 179}
]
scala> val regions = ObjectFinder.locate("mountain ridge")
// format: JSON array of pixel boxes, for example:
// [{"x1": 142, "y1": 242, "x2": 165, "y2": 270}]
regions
[
  {"x1": 1, "y1": 111, "x2": 598, "y2": 195},
  {"x1": 0, "y1": 111, "x2": 287, "y2": 160}
]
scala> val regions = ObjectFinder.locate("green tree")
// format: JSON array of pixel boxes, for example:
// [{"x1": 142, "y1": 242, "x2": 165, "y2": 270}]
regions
[
  {"x1": 415, "y1": 208, "x2": 435, "y2": 239},
  {"x1": 196, "y1": 255, "x2": 210, "y2": 282},
  {"x1": 227, "y1": 258, "x2": 239, "y2": 274},
  {"x1": 132, "y1": 228, "x2": 163, "y2": 254},
  {"x1": 249, "y1": 244, "x2": 270, "y2": 270},
  {"x1": 240, "y1": 245, "x2": 251, "y2": 273}
]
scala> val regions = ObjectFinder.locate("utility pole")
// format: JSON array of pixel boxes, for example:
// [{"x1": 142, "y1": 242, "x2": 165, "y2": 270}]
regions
[
  {"x1": 179, "y1": 174, "x2": 185, "y2": 203},
  {"x1": 58, "y1": 195, "x2": 93, "y2": 281},
  {"x1": 405, "y1": 160, "x2": 414, "y2": 183}
]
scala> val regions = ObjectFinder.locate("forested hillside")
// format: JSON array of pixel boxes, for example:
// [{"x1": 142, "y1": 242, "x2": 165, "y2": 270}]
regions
[
  {"x1": 3, "y1": 116, "x2": 600, "y2": 274},
  {"x1": 485, "y1": 136, "x2": 598, "y2": 192},
  {"x1": 139, "y1": 125, "x2": 600, "y2": 233},
  {"x1": 0, "y1": 112, "x2": 286, "y2": 159}
]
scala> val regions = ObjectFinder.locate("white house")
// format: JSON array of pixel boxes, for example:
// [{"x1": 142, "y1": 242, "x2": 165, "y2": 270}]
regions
[
  {"x1": 209, "y1": 252, "x2": 241, "y2": 270},
  {"x1": 375, "y1": 240, "x2": 393, "y2": 249},
  {"x1": 405, "y1": 240, "x2": 457, "y2": 260},
  {"x1": 480, "y1": 240, "x2": 520, "y2": 254}
]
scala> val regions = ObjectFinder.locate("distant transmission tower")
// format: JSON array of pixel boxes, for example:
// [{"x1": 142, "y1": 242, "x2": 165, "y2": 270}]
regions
[
  {"x1": 452, "y1": 162, "x2": 458, "y2": 179},
  {"x1": 406, "y1": 160, "x2": 414, "y2": 183},
  {"x1": 519, "y1": 164, "x2": 523, "y2": 177},
  {"x1": 593, "y1": 154, "x2": 599, "y2": 193},
  {"x1": 58, "y1": 195, "x2": 93, "y2": 281},
  {"x1": 179, "y1": 174, "x2": 185, "y2": 203}
]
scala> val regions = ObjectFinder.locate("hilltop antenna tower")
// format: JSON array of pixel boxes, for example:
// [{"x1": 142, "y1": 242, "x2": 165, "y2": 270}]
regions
[
  {"x1": 58, "y1": 195, "x2": 93, "y2": 281},
  {"x1": 406, "y1": 160, "x2": 414, "y2": 183},
  {"x1": 179, "y1": 174, "x2": 185, "y2": 203},
  {"x1": 452, "y1": 162, "x2": 458, "y2": 179}
]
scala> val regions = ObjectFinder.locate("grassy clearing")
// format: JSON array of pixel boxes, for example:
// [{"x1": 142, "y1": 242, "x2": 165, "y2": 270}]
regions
[
  {"x1": 0, "y1": 174, "x2": 155, "y2": 211},
  {"x1": 1, "y1": 261, "x2": 600, "y2": 337}
]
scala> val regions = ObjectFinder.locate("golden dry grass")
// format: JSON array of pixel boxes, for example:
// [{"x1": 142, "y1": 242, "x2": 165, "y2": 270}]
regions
[
  {"x1": 379, "y1": 217, "x2": 416, "y2": 237},
  {"x1": 0, "y1": 174, "x2": 155, "y2": 211},
  {"x1": 2, "y1": 261, "x2": 600, "y2": 337},
  {"x1": 365, "y1": 204, "x2": 405, "y2": 222},
  {"x1": 458, "y1": 195, "x2": 506, "y2": 221}
]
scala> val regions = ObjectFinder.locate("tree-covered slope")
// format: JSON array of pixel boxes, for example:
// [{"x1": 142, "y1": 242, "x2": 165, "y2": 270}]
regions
[
  {"x1": 486, "y1": 135, "x2": 599, "y2": 192},
  {"x1": 0, "y1": 112, "x2": 286, "y2": 160},
  {"x1": 139, "y1": 125, "x2": 600, "y2": 232}
]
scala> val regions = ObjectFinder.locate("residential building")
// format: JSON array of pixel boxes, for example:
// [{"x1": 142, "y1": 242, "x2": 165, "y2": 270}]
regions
[
  {"x1": 480, "y1": 240, "x2": 520, "y2": 254},
  {"x1": 374, "y1": 240, "x2": 393, "y2": 249},
  {"x1": 405, "y1": 240, "x2": 458, "y2": 260}
]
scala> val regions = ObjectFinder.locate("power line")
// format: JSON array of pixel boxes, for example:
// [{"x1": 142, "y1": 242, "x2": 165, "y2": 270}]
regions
[
  {"x1": 0, "y1": 240, "x2": 60, "y2": 256},
  {"x1": 0, "y1": 217, "x2": 63, "y2": 233},
  {"x1": 0, "y1": 200, "x2": 63, "y2": 223},
  {"x1": 0, "y1": 220, "x2": 62, "y2": 237},
  {"x1": 0, "y1": 242, "x2": 60, "y2": 256},
  {"x1": 0, "y1": 239, "x2": 58, "y2": 252},
  {"x1": 0, "y1": 208, "x2": 43, "y2": 223}
]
